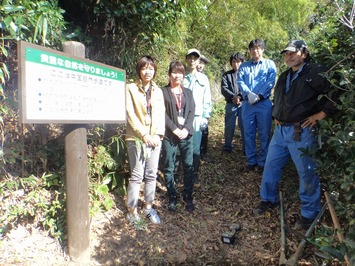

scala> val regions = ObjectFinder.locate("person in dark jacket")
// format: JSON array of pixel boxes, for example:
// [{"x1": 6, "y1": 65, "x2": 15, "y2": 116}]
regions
[
  {"x1": 162, "y1": 61, "x2": 196, "y2": 212},
  {"x1": 253, "y1": 40, "x2": 338, "y2": 230},
  {"x1": 221, "y1": 52, "x2": 245, "y2": 153}
]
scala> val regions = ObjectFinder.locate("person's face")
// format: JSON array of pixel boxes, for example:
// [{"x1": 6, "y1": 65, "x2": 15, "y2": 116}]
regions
[
  {"x1": 249, "y1": 46, "x2": 264, "y2": 62},
  {"x1": 231, "y1": 58, "x2": 242, "y2": 72},
  {"x1": 140, "y1": 64, "x2": 155, "y2": 84},
  {"x1": 186, "y1": 54, "x2": 199, "y2": 70},
  {"x1": 169, "y1": 70, "x2": 184, "y2": 87},
  {"x1": 283, "y1": 50, "x2": 306, "y2": 71},
  {"x1": 197, "y1": 61, "x2": 206, "y2": 72}
]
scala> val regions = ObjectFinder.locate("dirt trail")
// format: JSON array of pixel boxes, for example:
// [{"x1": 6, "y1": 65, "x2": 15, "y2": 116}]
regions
[{"x1": 0, "y1": 122, "x2": 322, "y2": 265}]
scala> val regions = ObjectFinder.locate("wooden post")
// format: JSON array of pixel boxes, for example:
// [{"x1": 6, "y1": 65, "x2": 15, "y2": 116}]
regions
[{"x1": 63, "y1": 41, "x2": 90, "y2": 263}]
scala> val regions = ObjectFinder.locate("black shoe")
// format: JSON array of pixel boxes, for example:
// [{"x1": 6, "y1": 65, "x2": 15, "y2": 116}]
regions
[
  {"x1": 294, "y1": 216, "x2": 314, "y2": 230},
  {"x1": 194, "y1": 175, "x2": 201, "y2": 188},
  {"x1": 247, "y1": 164, "x2": 257, "y2": 171},
  {"x1": 256, "y1": 166, "x2": 264, "y2": 173},
  {"x1": 253, "y1": 201, "x2": 278, "y2": 216},
  {"x1": 183, "y1": 196, "x2": 195, "y2": 212},
  {"x1": 222, "y1": 148, "x2": 232, "y2": 154},
  {"x1": 168, "y1": 196, "x2": 177, "y2": 212}
]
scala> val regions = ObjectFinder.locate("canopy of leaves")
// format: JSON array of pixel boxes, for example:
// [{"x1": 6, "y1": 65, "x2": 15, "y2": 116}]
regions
[{"x1": 58, "y1": 0, "x2": 319, "y2": 83}]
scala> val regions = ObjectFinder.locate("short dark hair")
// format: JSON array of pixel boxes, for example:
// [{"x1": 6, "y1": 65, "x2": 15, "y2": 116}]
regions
[
  {"x1": 229, "y1": 52, "x2": 245, "y2": 66},
  {"x1": 168, "y1": 61, "x2": 186, "y2": 76},
  {"x1": 248, "y1": 38, "x2": 265, "y2": 49},
  {"x1": 136, "y1": 55, "x2": 157, "y2": 79}
]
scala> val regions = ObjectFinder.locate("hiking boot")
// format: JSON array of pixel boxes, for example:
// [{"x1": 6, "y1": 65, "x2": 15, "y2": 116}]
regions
[
  {"x1": 294, "y1": 216, "x2": 314, "y2": 230},
  {"x1": 168, "y1": 196, "x2": 177, "y2": 212},
  {"x1": 222, "y1": 148, "x2": 232, "y2": 154},
  {"x1": 253, "y1": 201, "x2": 278, "y2": 216},
  {"x1": 256, "y1": 166, "x2": 264, "y2": 174},
  {"x1": 126, "y1": 212, "x2": 142, "y2": 226},
  {"x1": 183, "y1": 196, "x2": 195, "y2": 212},
  {"x1": 247, "y1": 164, "x2": 257, "y2": 171},
  {"x1": 144, "y1": 208, "x2": 161, "y2": 224}
]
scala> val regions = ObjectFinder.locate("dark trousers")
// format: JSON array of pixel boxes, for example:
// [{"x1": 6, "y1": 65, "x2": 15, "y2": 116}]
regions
[
  {"x1": 200, "y1": 125, "x2": 209, "y2": 156},
  {"x1": 162, "y1": 137, "x2": 194, "y2": 198}
]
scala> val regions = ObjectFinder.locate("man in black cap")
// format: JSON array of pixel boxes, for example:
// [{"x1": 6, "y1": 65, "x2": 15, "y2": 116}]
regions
[{"x1": 253, "y1": 40, "x2": 338, "y2": 230}]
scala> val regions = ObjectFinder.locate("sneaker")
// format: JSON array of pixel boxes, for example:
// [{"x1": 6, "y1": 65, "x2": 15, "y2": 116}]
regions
[
  {"x1": 168, "y1": 196, "x2": 177, "y2": 212},
  {"x1": 183, "y1": 196, "x2": 195, "y2": 212},
  {"x1": 144, "y1": 208, "x2": 161, "y2": 224},
  {"x1": 294, "y1": 216, "x2": 314, "y2": 230},
  {"x1": 253, "y1": 201, "x2": 278, "y2": 216},
  {"x1": 126, "y1": 213, "x2": 141, "y2": 226}
]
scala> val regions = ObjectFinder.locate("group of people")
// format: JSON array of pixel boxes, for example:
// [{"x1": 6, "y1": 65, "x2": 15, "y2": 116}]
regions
[
  {"x1": 124, "y1": 38, "x2": 337, "y2": 230},
  {"x1": 221, "y1": 38, "x2": 337, "y2": 230},
  {"x1": 125, "y1": 49, "x2": 211, "y2": 226}
]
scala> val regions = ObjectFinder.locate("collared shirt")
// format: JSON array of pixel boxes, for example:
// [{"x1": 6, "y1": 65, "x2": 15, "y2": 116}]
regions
[
  {"x1": 237, "y1": 58, "x2": 277, "y2": 99},
  {"x1": 183, "y1": 71, "x2": 212, "y2": 118},
  {"x1": 285, "y1": 63, "x2": 305, "y2": 92}
]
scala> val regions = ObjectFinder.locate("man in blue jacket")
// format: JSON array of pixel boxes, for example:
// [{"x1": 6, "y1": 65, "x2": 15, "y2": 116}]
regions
[
  {"x1": 253, "y1": 40, "x2": 337, "y2": 230},
  {"x1": 237, "y1": 39, "x2": 277, "y2": 172}
]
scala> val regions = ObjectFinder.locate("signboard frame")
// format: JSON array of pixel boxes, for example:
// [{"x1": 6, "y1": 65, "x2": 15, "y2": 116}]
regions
[{"x1": 18, "y1": 41, "x2": 126, "y2": 124}]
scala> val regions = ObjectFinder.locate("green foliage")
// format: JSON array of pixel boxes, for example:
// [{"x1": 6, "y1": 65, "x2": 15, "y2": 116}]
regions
[
  {"x1": 0, "y1": 0, "x2": 69, "y2": 242},
  {"x1": 306, "y1": 0, "x2": 355, "y2": 262},
  {"x1": 0, "y1": 173, "x2": 66, "y2": 240},
  {"x1": 0, "y1": 0, "x2": 66, "y2": 47},
  {"x1": 60, "y1": 0, "x2": 186, "y2": 82},
  {"x1": 87, "y1": 126, "x2": 129, "y2": 214},
  {"x1": 88, "y1": 144, "x2": 116, "y2": 214},
  {"x1": 179, "y1": 0, "x2": 319, "y2": 77}
]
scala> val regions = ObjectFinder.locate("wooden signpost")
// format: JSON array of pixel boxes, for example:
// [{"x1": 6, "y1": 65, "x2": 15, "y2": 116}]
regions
[{"x1": 18, "y1": 41, "x2": 126, "y2": 263}]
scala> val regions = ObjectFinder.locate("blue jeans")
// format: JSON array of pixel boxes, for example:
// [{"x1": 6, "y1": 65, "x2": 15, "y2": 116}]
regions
[
  {"x1": 162, "y1": 137, "x2": 194, "y2": 198},
  {"x1": 242, "y1": 99, "x2": 272, "y2": 166},
  {"x1": 126, "y1": 140, "x2": 161, "y2": 209},
  {"x1": 223, "y1": 102, "x2": 245, "y2": 152},
  {"x1": 260, "y1": 125, "x2": 321, "y2": 219}
]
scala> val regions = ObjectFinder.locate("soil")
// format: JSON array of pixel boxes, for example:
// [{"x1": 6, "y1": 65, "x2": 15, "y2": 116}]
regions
[{"x1": 0, "y1": 120, "x2": 341, "y2": 266}]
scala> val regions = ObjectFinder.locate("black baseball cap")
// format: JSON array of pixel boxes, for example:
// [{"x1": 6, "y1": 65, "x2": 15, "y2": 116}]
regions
[{"x1": 281, "y1": 40, "x2": 307, "y2": 54}]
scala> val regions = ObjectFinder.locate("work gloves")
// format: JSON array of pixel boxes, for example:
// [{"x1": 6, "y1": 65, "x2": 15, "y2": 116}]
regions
[
  {"x1": 247, "y1": 92, "x2": 265, "y2": 105},
  {"x1": 200, "y1": 117, "x2": 208, "y2": 130}
]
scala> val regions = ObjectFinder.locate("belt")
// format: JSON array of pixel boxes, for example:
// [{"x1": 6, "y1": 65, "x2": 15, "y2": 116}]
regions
[
  {"x1": 276, "y1": 120, "x2": 303, "y2": 142},
  {"x1": 245, "y1": 95, "x2": 269, "y2": 102},
  {"x1": 277, "y1": 121, "x2": 301, "y2": 127}
]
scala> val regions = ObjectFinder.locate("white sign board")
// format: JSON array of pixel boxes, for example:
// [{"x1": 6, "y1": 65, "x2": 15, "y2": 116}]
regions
[{"x1": 18, "y1": 41, "x2": 126, "y2": 124}]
